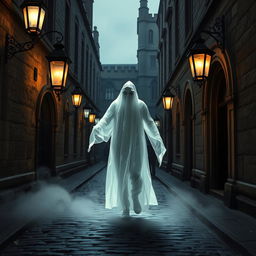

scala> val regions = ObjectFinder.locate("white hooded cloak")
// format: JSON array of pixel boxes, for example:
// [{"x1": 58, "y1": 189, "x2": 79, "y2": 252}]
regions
[{"x1": 88, "y1": 81, "x2": 166, "y2": 211}]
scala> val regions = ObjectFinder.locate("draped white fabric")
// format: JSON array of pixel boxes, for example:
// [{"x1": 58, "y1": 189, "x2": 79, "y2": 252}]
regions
[{"x1": 88, "y1": 81, "x2": 166, "y2": 211}]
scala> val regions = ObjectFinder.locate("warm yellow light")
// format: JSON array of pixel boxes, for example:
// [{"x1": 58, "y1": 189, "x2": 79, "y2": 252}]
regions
[
  {"x1": 162, "y1": 96, "x2": 174, "y2": 110},
  {"x1": 72, "y1": 94, "x2": 82, "y2": 108},
  {"x1": 27, "y1": 6, "x2": 39, "y2": 31},
  {"x1": 47, "y1": 43, "x2": 71, "y2": 94},
  {"x1": 189, "y1": 56, "x2": 195, "y2": 78},
  {"x1": 23, "y1": 8, "x2": 28, "y2": 29},
  {"x1": 63, "y1": 63, "x2": 69, "y2": 86},
  {"x1": 89, "y1": 113, "x2": 96, "y2": 123},
  {"x1": 50, "y1": 61, "x2": 67, "y2": 87},
  {"x1": 194, "y1": 54, "x2": 205, "y2": 78},
  {"x1": 21, "y1": 1, "x2": 46, "y2": 35},
  {"x1": 204, "y1": 54, "x2": 212, "y2": 77},
  {"x1": 188, "y1": 38, "x2": 214, "y2": 82},
  {"x1": 189, "y1": 53, "x2": 212, "y2": 81},
  {"x1": 38, "y1": 8, "x2": 45, "y2": 30}
]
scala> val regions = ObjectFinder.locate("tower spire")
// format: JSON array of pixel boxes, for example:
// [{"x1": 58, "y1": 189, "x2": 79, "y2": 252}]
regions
[
  {"x1": 140, "y1": 0, "x2": 148, "y2": 8},
  {"x1": 139, "y1": 0, "x2": 149, "y2": 16}
]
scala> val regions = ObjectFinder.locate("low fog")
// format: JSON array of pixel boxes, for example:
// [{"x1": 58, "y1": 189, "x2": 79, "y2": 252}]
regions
[{"x1": 2, "y1": 182, "x2": 103, "y2": 224}]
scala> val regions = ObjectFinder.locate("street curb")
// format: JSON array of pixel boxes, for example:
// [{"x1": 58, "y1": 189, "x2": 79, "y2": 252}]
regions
[
  {"x1": 0, "y1": 163, "x2": 106, "y2": 250},
  {"x1": 156, "y1": 174, "x2": 253, "y2": 256}
]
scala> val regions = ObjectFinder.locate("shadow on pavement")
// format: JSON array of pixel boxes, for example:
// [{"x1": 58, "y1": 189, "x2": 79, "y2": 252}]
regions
[{"x1": 103, "y1": 217, "x2": 169, "y2": 254}]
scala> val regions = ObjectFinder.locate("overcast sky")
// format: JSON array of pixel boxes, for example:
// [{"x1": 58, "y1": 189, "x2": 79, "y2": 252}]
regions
[{"x1": 93, "y1": 0, "x2": 159, "y2": 64}]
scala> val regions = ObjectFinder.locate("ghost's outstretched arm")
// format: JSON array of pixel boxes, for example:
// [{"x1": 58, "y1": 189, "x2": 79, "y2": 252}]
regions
[
  {"x1": 88, "y1": 102, "x2": 115, "y2": 152},
  {"x1": 141, "y1": 102, "x2": 166, "y2": 166}
]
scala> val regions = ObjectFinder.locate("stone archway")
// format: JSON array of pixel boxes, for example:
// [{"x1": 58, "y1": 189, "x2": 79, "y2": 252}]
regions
[
  {"x1": 203, "y1": 56, "x2": 236, "y2": 203},
  {"x1": 209, "y1": 64, "x2": 228, "y2": 192},
  {"x1": 201, "y1": 48, "x2": 236, "y2": 206},
  {"x1": 36, "y1": 92, "x2": 57, "y2": 179}
]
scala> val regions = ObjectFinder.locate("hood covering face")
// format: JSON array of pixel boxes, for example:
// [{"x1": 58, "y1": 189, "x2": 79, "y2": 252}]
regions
[{"x1": 88, "y1": 81, "x2": 166, "y2": 210}]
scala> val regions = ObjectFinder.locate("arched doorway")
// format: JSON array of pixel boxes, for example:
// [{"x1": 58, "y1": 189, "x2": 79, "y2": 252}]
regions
[
  {"x1": 210, "y1": 64, "x2": 228, "y2": 192},
  {"x1": 202, "y1": 51, "x2": 236, "y2": 205},
  {"x1": 36, "y1": 92, "x2": 56, "y2": 178},
  {"x1": 184, "y1": 90, "x2": 193, "y2": 180}
]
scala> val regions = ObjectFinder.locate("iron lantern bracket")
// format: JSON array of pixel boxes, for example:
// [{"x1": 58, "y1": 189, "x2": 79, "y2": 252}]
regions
[
  {"x1": 5, "y1": 30, "x2": 64, "y2": 63},
  {"x1": 50, "y1": 82, "x2": 71, "y2": 101},
  {"x1": 200, "y1": 16, "x2": 225, "y2": 50},
  {"x1": 165, "y1": 85, "x2": 180, "y2": 98}
]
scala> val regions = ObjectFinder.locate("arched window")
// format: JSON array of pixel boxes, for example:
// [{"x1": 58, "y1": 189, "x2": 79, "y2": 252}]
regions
[{"x1": 149, "y1": 29, "x2": 153, "y2": 44}]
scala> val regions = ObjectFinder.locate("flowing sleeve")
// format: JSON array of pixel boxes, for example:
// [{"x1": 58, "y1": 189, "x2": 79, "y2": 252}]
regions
[
  {"x1": 141, "y1": 102, "x2": 166, "y2": 166},
  {"x1": 88, "y1": 102, "x2": 116, "y2": 152}
]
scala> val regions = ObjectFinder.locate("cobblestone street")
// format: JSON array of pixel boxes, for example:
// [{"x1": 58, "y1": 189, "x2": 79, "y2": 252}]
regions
[{"x1": 1, "y1": 169, "x2": 241, "y2": 256}]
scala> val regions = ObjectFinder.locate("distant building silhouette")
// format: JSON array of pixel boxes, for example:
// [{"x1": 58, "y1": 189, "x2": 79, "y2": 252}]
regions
[{"x1": 99, "y1": 0, "x2": 159, "y2": 116}]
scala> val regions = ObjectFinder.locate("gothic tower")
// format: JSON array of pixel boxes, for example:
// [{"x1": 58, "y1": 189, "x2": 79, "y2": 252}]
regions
[{"x1": 137, "y1": 0, "x2": 159, "y2": 116}]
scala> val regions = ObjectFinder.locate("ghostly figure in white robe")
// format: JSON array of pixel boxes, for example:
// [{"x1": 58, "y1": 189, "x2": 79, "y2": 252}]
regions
[{"x1": 88, "y1": 81, "x2": 166, "y2": 216}]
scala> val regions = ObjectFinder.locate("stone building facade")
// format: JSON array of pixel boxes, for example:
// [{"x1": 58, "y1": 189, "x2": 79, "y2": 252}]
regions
[
  {"x1": 137, "y1": 0, "x2": 159, "y2": 116},
  {"x1": 99, "y1": 0, "x2": 159, "y2": 117},
  {"x1": 100, "y1": 65, "x2": 138, "y2": 113},
  {"x1": 157, "y1": 0, "x2": 256, "y2": 217},
  {"x1": 0, "y1": 0, "x2": 101, "y2": 190}
]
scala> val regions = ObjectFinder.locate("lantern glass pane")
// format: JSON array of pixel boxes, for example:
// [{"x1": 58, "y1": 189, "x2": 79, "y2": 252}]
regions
[
  {"x1": 50, "y1": 61, "x2": 65, "y2": 87},
  {"x1": 63, "y1": 63, "x2": 69, "y2": 87},
  {"x1": 84, "y1": 109, "x2": 90, "y2": 118},
  {"x1": 27, "y1": 6, "x2": 40, "y2": 33},
  {"x1": 72, "y1": 94, "x2": 82, "y2": 107},
  {"x1": 163, "y1": 96, "x2": 173, "y2": 110},
  {"x1": 189, "y1": 55, "x2": 195, "y2": 78},
  {"x1": 38, "y1": 8, "x2": 45, "y2": 31},
  {"x1": 89, "y1": 114, "x2": 96, "y2": 123},
  {"x1": 204, "y1": 54, "x2": 212, "y2": 77},
  {"x1": 193, "y1": 53, "x2": 205, "y2": 79},
  {"x1": 23, "y1": 8, "x2": 28, "y2": 29}
]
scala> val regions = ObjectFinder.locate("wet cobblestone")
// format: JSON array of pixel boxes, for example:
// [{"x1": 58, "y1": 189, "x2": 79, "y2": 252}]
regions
[{"x1": 1, "y1": 170, "x2": 240, "y2": 255}]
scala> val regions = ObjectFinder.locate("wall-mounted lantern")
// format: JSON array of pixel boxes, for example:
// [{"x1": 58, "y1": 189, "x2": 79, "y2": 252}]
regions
[
  {"x1": 83, "y1": 103, "x2": 92, "y2": 119},
  {"x1": 5, "y1": 0, "x2": 65, "y2": 62},
  {"x1": 89, "y1": 113, "x2": 96, "y2": 123},
  {"x1": 188, "y1": 16, "x2": 225, "y2": 86},
  {"x1": 71, "y1": 87, "x2": 83, "y2": 108},
  {"x1": 188, "y1": 38, "x2": 214, "y2": 82},
  {"x1": 21, "y1": 0, "x2": 46, "y2": 35},
  {"x1": 46, "y1": 43, "x2": 71, "y2": 98},
  {"x1": 162, "y1": 90, "x2": 175, "y2": 110}
]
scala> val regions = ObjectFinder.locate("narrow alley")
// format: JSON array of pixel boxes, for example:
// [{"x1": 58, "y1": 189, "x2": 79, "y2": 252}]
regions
[{"x1": 1, "y1": 169, "x2": 241, "y2": 256}]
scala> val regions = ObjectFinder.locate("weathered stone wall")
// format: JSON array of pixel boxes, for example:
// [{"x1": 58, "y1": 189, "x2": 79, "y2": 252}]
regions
[
  {"x1": 0, "y1": 0, "x2": 101, "y2": 189},
  {"x1": 157, "y1": 0, "x2": 256, "y2": 215}
]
